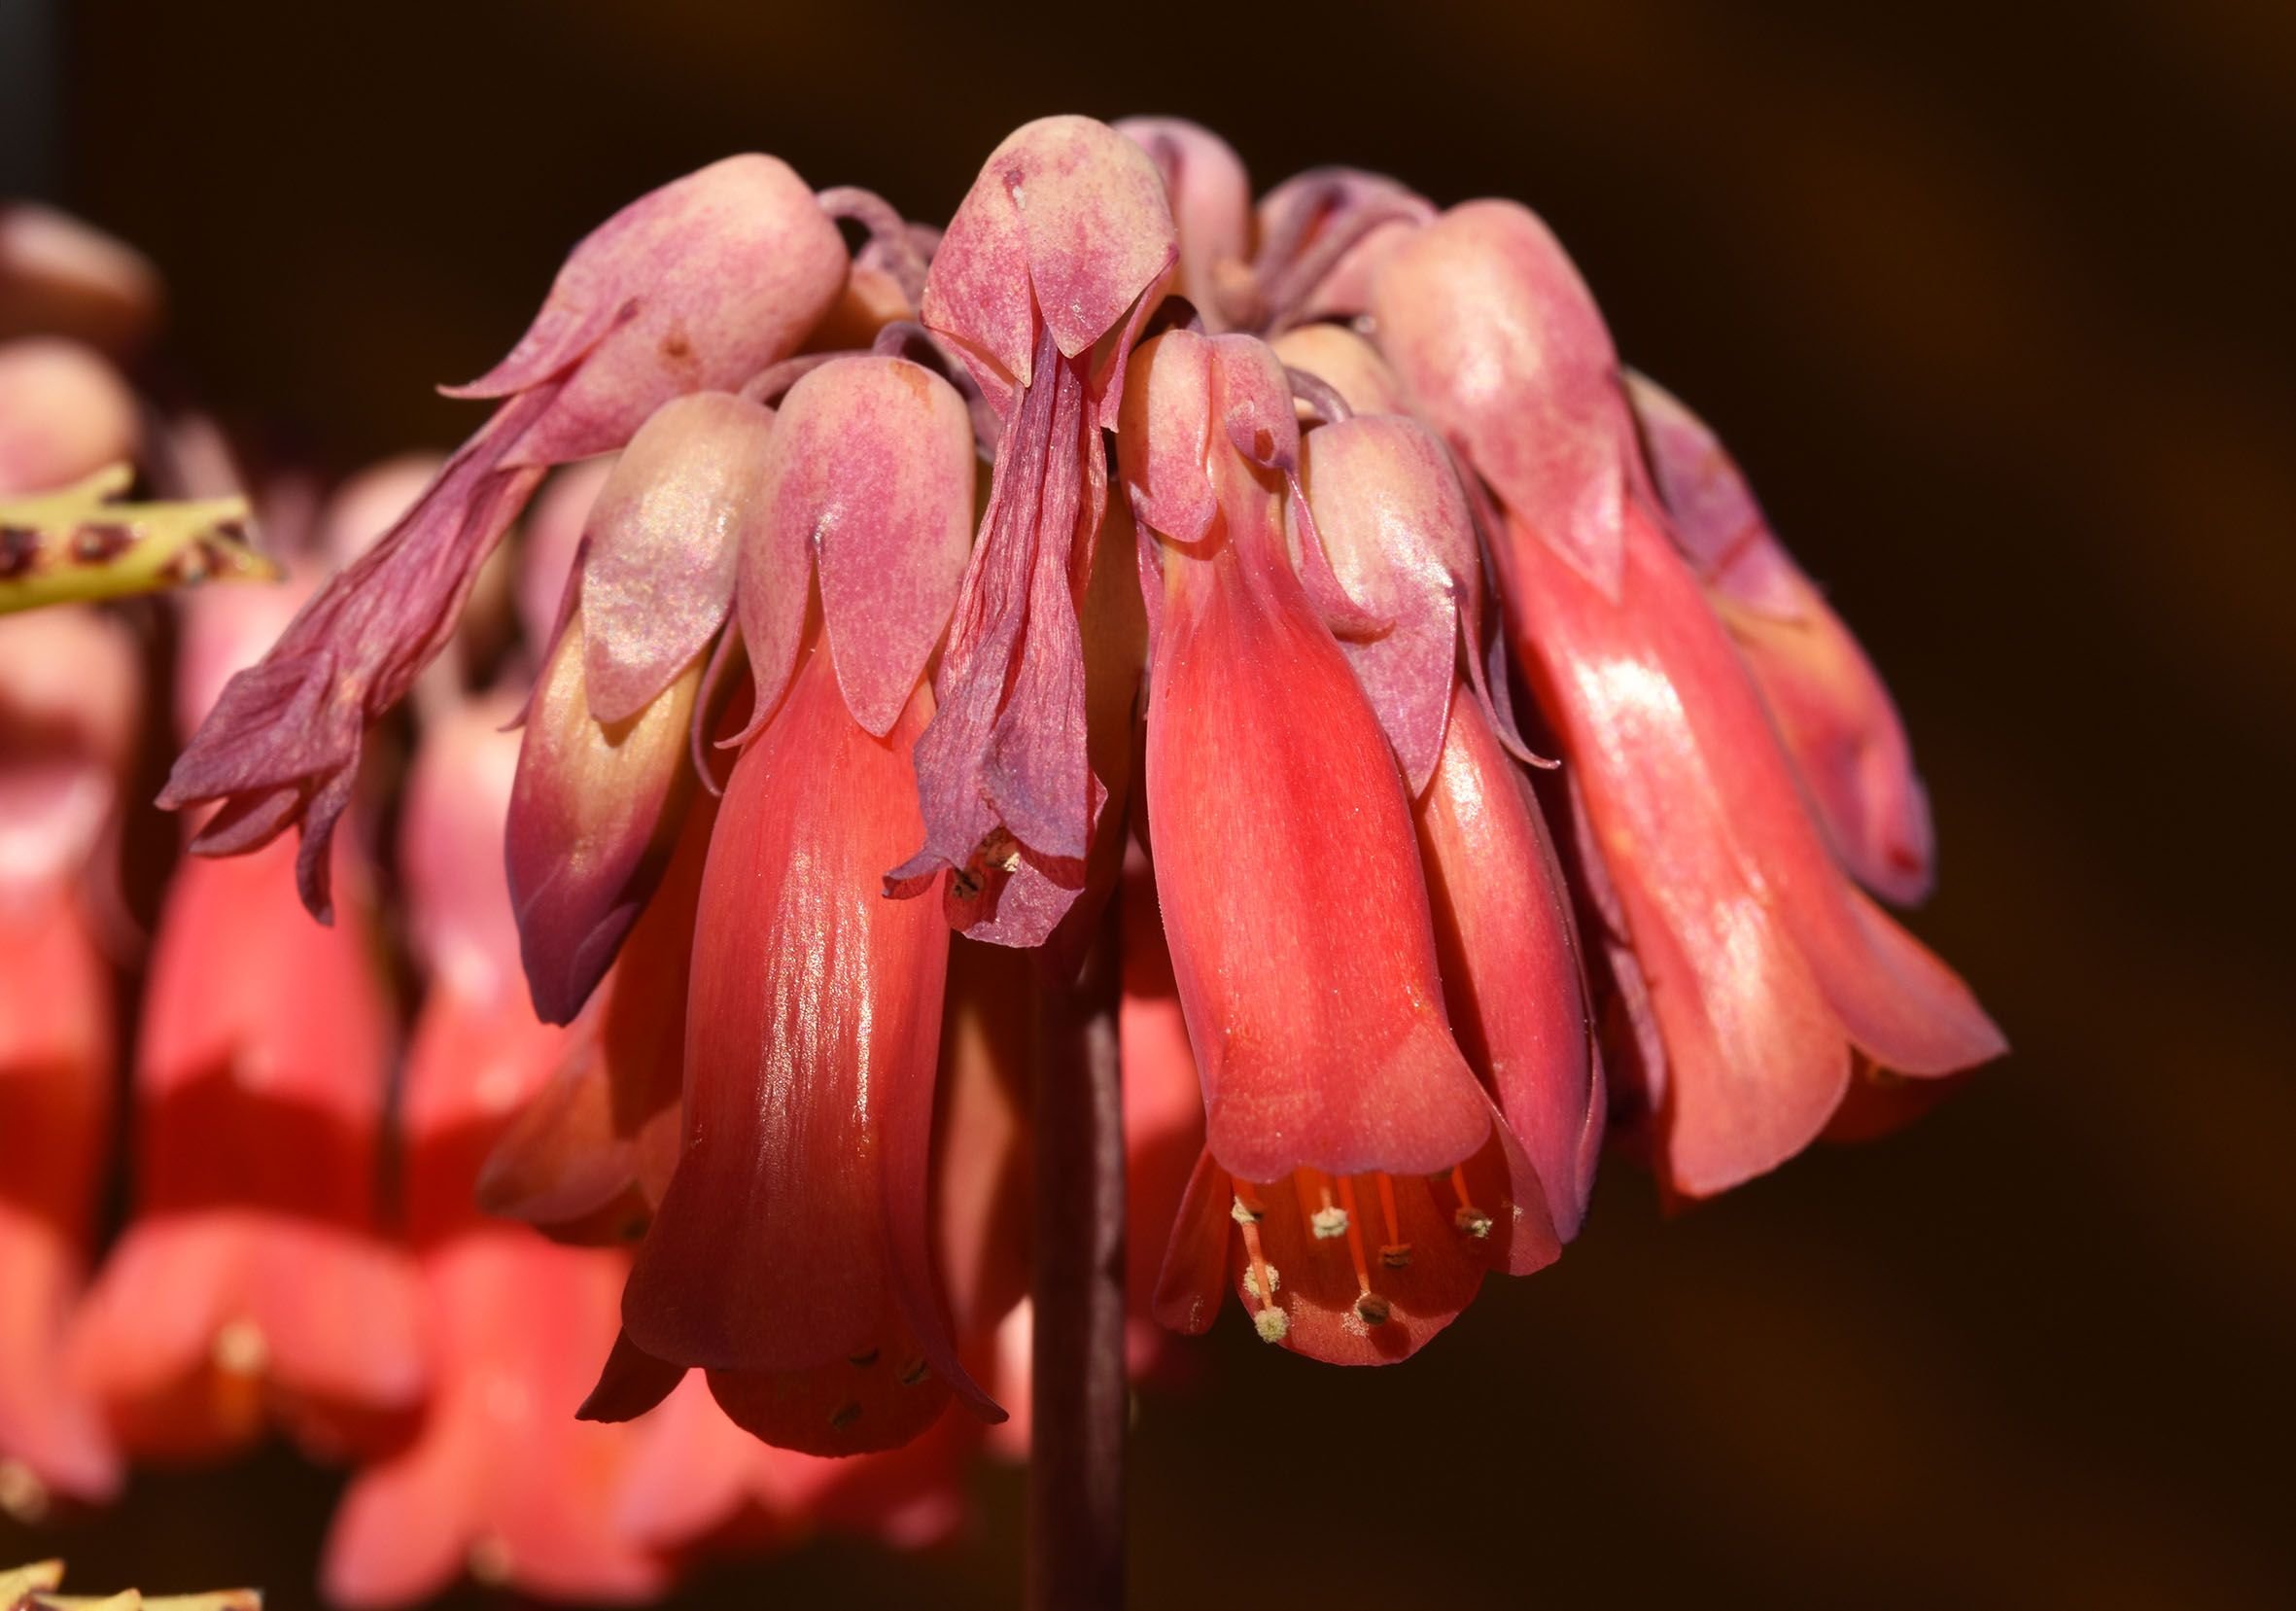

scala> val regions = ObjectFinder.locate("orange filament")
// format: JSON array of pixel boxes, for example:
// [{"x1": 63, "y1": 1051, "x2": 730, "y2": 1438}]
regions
[
  {"x1": 1447, "y1": 1165, "x2": 1493, "y2": 1239},
  {"x1": 1375, "y1": 1173, "x2": 1411, "y2": 1268}
]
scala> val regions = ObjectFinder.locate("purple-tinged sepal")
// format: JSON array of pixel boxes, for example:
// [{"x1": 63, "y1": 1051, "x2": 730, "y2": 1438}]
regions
[
  {"x1": 159, "y1": 157, "x2": 846, "y2": 920},
  {"x1": 738, "y1": 355, "x2": 974, "y2": 742},
  {"x1": 1371, "y1": 199, "x2": 1634, "y2": 598},
  {"x1": 1116, "y1": 118, "x2": 1251, "y2": 333},
  {"x1": 893, "y1": 117, "x2": 1176, "y2": 946},
  {"x1": 1294, "y1": 414, "x2": 1480, "y2": 796},
  {"x1": 577, "y1": 391, "x2": 771, "y2": 725}
]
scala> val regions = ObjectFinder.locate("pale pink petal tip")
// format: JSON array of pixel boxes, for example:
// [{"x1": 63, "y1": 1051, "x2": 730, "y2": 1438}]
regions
[
  {"x1": 1372, "y1": 199, "x2": 1634, "y2": 596},
  {"x1": 742, "y1": 356, "x2": 973, "y2": 739},
  {"x1": 579, "y1": 391, "x2": 769, "y2": 725}
]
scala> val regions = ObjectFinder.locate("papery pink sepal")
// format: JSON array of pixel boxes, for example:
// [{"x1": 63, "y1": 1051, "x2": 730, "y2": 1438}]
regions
[
  {"x1": 922, "y1": 116, "x2": 1176, "y2": 409},
  {"x1": 740, "y1": 356, "x2": 974, "y2": 738},
  {"x1": 578, "y1": 391, "x2": 771, "y2": 725},
  {"x1": 1296, "y1": 414, "x2": 1478, "y2": 795},
  {"x1": 1372, "y1": 199, "x2": 1633, "y2": 596},
  {"x1": 442, "y1": 155, "x2": 845, "y2": 467},
  {"x1": 1116, "y1": 118, "x2": 1250, "y2": 331}
]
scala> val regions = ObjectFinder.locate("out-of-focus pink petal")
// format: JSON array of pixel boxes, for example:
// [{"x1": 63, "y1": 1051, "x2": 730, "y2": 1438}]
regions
[
  {"x1": 0, "y1": 337, "x2": 138, "y2": 496},
  {"x1": 322, "y1": 1234, "x2": 668, "y2": 1609},
  {"x1": 0, "y1": 203, "x2": 161, "y2": 353},
  {"x1": 1250, "y1": 167, "x2": 1433, "y2": 332},
  {"x1": 578, "y1": 392, "x2": 768, "y2": 725},
  {"x1": 0, "y1": 1209, "x2": 121, "y2": 1507},
  {"x1": 1372, "y1": 199, "x2": 1633, "y2": 595},
  {"x1": 0, "y1": 607, "x2": 139, "y2": 898},
  {"x1": 0, "y1": 888, "x2": 119, "y2": 1507},
  {"x1": 516, "y1": 457, "x2": 613, "y2": 655},
  {"x1": 1627, "y1": 370, "x2": 1935, "y2": 903}
]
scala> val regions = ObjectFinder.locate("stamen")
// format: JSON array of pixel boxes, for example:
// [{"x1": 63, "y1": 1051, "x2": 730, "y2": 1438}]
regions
[
  {"x1": 1338, "y1": 1177, "x2": 1373, "y2": 1284},
  {"x1": 1449, "y1": 1165, "x2": 1493, "y2": 1240},
  {"x1": 1309, "y1": 1173, "x2": 1348, "y2": 1240},
  {"x1": 1354, "y1": 1292, "x2": 1392, "y2": 1326},
  {"x1": 211, "y1": 1318, "x2": 268, "y2": 1378},
  {"x1": 468, "y1": 1535, "x2": 514, "y2": 1587},
  {"x1": 897, "y1": 1357, "x2": 931, "y2": 1386},
  {"x1": 1234, "y1": 1174, "x2": 1284, "y2": 1342},
  {"x1": 1375, "y1": 1173, "x2": 1411, "y2": 1268},
  {"x1": 829, "y1": 1401, "x2": 863, "y2": 1430}
]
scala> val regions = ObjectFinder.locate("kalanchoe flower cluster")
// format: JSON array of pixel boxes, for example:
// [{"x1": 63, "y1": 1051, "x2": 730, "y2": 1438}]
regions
[{"x1": 152, "y1": 107, "x2": 2001, "y2": 1483}]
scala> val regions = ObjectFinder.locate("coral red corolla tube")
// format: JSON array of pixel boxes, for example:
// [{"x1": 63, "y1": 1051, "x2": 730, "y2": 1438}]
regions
[
  {"x1": 1374, "y1": 200, "x2": 2002, "y2": 1197},
  {"x1": 1125, "y1": 329, "x2": 1561, "y2": 1364}
]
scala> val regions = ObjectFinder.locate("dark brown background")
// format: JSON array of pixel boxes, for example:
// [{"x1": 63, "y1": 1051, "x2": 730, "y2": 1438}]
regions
[{"x1": 7, "y1": 2, "x2": 2292, "y2": 1606}]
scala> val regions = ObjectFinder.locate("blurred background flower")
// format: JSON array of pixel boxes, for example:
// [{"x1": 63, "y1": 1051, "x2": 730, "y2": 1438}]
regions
[{"x1": 2, "y1": 3, "x2": 2290, "y2": 1608}]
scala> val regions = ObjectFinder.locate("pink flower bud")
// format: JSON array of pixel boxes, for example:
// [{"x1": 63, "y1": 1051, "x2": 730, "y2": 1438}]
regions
[{"x1": 504, "y1": 606, "x2": 699, "y2": 1026}]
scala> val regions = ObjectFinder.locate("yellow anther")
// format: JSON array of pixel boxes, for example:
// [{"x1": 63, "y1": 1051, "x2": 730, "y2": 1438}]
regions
[{"x1": 1253, "y1": 1307, "x2": 1291, "y2": 1345}]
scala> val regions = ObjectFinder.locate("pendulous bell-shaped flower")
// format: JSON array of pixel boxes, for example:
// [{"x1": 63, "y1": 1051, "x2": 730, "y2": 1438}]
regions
[
  {"x1": 159, "y1": 157, "x2": 848, "y2": 919},
  {"x1": 1294, "y1": 401, "x2": 1605, "y2": 1240},
  {"x1": 1122, "y1": 328, "x2": 1562, "y2": 1363},
  {"x1": 887, "y1": 115, "x2": 1176, "y2": 945},
  {"x1": 1625, "y1": 370, "x2": 1935, "y2": 905},
  {"x1": 585, "y1": 348, "x2": 992, "y2": 1453},
  {"x1": 71, "y1": 532, "x2": 423, "y2": 1460},
  {"x1": 1372, "y1": 199, "x2": 2003, "y2": 1197}
]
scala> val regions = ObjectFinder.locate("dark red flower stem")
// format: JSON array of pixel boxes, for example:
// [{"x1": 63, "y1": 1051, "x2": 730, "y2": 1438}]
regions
[{"x1": 1029, "y1": 900, "x2": 1127, "y2": 1611}]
